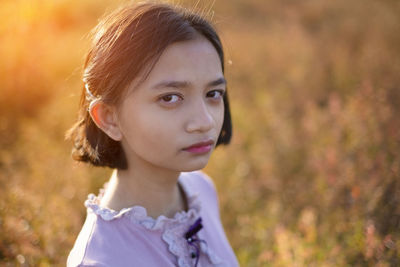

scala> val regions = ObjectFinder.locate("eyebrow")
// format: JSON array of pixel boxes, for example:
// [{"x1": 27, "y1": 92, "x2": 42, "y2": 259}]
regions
[{"x1": 151, "y1": 77, "x2": 227, "y2": 90}]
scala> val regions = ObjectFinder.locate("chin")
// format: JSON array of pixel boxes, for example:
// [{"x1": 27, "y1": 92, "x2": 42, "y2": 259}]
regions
[{"x1": 178, "y1": 158, "x2": 210, "y2": 172}]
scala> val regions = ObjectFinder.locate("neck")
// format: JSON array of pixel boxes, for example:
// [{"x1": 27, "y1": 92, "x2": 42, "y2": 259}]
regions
[{"x1": 100, "y1": 165, "x2": 187, "y2": 219}]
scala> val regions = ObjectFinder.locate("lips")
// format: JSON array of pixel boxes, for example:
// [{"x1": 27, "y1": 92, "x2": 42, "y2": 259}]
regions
[{"x1": 183, "y1": 139, "x2": 215, "y2": 154}]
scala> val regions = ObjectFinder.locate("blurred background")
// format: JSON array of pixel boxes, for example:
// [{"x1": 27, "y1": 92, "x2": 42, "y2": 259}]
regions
[{"x1": 1, "y1": 0, "x2": 399, "y2": 266}]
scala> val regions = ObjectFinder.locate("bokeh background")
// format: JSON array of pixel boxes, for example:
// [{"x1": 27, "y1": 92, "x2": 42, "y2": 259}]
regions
[{"x1": 1, "y1": 0, "x2": 399, "y2": 266}]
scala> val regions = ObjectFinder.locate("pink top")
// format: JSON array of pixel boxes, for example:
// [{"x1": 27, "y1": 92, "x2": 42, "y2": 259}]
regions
[{"x1": 67, "y1": 171, "x2": 239, "y2": 267}]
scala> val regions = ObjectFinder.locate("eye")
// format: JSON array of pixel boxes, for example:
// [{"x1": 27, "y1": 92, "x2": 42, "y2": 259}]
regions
[
  {"x1": 206, "y1": 89, "x2": 225, "y2": 100},
  {"x1": 159, "y1": 94, "x2": 183, "y2": 104}
]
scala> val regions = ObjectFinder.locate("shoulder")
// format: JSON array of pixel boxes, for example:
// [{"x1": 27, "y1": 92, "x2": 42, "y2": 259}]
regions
[
  {"x1": 180, "y1": 171, "x2": 217, "y2": 196},
  {"x1": 179, "y1": 171, "x2": 220, "y2": 212},
  {"x1": 67, "y1": 211, "x2": 138, "y2": 267},
  {"x1": 182, "y1": 170, "x2": 216, "y2": 187},
  {"x1": 68, "y1": 205, "x2": 172, "y2": 267},
  {"x1": 67, "y1": 213, "x2": 99, "y2": 267}
]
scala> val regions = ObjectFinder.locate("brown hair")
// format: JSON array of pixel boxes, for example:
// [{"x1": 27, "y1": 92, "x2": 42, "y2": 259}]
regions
[{"x1": 66, "y1": 1, "x2": 232, "y2": 169}]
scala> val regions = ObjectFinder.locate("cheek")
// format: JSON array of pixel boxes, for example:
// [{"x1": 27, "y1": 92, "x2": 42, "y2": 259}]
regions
[
  {"x1": 214, "y1": 104, "x2": 225, "y2": 130},
  {"x1": 123, "y1": 109, "x2": 180, "y2": 150}
]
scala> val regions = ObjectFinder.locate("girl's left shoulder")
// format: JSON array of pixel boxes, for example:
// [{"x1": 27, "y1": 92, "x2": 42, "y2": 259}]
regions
[
  {"x1": 188, "y1": 170, "x2": 216, "y2": 188},
  {"x1": 179, "y1": 171, "x2": 219, "y2": 205},
  {"x1": 181, "y1": 170, "x2": 216, "y2": 189}
]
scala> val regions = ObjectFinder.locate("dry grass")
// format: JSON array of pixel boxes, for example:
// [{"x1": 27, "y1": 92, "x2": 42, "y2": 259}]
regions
[{"x1": 1, "y1": 0, "x2": 399, "y2": 265}]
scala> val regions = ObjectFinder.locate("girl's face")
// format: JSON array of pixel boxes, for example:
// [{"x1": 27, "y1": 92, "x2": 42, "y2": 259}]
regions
[{"x1": 115, "y1": 36, "x2": 226, "y2": 172}]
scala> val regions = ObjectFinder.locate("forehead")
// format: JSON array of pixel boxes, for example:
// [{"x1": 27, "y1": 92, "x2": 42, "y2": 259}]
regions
[{"x1": 131, "y1": 37, "x2": 224, "y2": 91}]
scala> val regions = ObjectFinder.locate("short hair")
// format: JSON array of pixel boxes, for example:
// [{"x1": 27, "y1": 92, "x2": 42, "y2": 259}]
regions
[{"x1": 66, "y1": 1, "x2": 232, "y2": 169}]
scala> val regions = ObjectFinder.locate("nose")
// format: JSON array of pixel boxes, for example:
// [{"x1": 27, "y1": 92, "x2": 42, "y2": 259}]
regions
[{"x1": 185, "y1": 99, "x2": 214, "y2": 133}]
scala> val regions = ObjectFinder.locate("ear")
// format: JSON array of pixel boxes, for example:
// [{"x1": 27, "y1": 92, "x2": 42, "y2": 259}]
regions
[{"x1": 89, "y1": 100, "x2": 123, "y2": 141}]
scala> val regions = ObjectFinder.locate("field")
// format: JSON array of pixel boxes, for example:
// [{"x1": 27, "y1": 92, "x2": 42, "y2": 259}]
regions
[{"x1": 1, "y1": 0, "x2": 400, "y2": 266}]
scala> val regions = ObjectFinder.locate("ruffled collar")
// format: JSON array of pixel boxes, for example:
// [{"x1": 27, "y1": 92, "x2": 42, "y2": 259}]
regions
[
  {"x1": 84, "y1": 172, "x2": 226, "y2": 266},
  {"x1": 84, "y1": 176, "x2": 201, "y2": 231}
]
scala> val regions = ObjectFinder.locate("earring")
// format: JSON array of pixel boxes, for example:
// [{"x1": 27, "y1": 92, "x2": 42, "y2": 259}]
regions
[{"x1": 85, "y1": 83, "x2": 102, "y2": 111}]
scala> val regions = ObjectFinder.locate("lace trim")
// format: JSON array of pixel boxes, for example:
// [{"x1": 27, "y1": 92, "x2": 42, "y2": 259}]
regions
[
  {"x1": 162, "y1": 220, "x2": 225, "y2": 266},
  {"x1": 84, "y1": 172, "x2": 226, "y2": 266},
  {"x1": 85, "y1": 191, "x2": 201, "y2": 231}
]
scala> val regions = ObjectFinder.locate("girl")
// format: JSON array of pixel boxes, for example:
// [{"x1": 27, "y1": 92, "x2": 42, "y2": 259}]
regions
[{"x1": 67, "y1": 1, "x2": 238, "y2": 266}]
